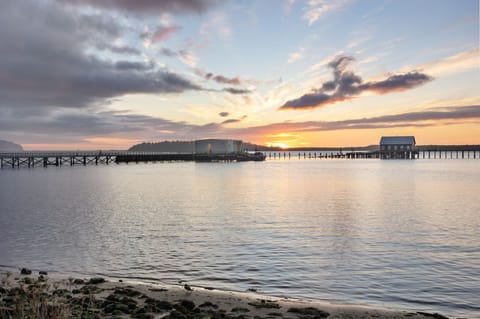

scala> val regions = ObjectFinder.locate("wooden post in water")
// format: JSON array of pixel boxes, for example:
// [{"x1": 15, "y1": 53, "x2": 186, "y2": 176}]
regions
[{"x1": 462, "y1": 151, "x2": 464, "y2": 159}]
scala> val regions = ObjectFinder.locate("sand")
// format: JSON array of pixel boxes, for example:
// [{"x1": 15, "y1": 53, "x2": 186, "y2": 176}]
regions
[{"x1": 0, "y1": 269, "x2": 454, "y2": 319}]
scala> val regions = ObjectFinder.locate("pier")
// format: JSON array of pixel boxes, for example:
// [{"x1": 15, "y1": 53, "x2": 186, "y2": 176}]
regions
[
  {"x1": 264, "y1": 148, "x2": 479, "y2": 160},
  {"x1": 1, "y1": 147, "x2": 479, "y2": 169},
  {"x1": 0, "y1": 151, "x2": 266, "y2": 169}
]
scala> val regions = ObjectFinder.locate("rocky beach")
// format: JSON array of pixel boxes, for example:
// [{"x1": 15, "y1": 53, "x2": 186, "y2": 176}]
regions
[{"x1": 0, "y1": 269, "x2": 453, "y2": 319}]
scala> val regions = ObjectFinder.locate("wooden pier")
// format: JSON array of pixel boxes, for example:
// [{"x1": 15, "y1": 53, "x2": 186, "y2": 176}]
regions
[
  {"x1": 0, "y1": 151, "x2": 266, "y2": 169},
  {"x1": 264, "y1": 147, "x2": 480, "y2": 160},
  {"x1": 1, "y1": 147, "x2": 478, "y2": 169}
]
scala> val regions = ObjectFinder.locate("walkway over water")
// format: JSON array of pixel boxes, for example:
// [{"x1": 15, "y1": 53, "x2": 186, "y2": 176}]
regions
[
  {"x1": 1, "y1": 148, "x2": 479, "y2": 169},
  {"x1": 0, "y1": 151, "x2": 265, "y2": 168}
]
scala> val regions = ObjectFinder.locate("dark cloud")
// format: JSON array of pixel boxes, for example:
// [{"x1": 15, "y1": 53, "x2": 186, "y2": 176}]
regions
[
  {"x1": 205, "y1": 73, "x2": 242, "y2": 85},
  {"x1": 221, "y1": 119, "x2": 241, "y2": 124},
  {"x1": 219, "y1": 112, "x2": 230, "y2": 117},
  {"x1": 115, "y1": 61, "x2": 155, "y2": 71},
  {"x1": 96, "y1": 43, "x2": 142, "y2": 56},
  {"x1": 221, "y1": 115, "x2": 247, "y2": 125},
  {"x1": 55, "y1": 0, "x2": 221, "y2": 15},
  {"x1": 0, "y1": 1, "x2": 202, "y2": 110},
  {"x1": 243, "y1": 105, "x2": 480, "y2": 135},
  {"x1": 361, "y1": 72, "x2": 433, "y2": 93},
  {"x1": 280, "y1": 55, "x2": 433, "y2": 110},
  {"x1": 223, "y1": 88, "x2": 251, "y2": 95},
  {"x1": 0, "y1": 108, "x2": 225, "y2": 144}
]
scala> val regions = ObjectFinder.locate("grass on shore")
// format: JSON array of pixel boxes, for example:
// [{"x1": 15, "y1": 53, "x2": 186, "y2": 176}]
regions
[{"x1": 0, "y1": 272, "x2": 100, "y2": 319}]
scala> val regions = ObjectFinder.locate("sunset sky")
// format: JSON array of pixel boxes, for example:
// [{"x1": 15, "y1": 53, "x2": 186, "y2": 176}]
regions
[{"x1": 0, "y1": 0, "x2": 479, "y2": 150}]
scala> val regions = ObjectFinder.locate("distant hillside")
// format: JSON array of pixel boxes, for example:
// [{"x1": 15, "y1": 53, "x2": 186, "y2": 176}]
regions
[
  {"x1": 0, "y1": 140, "x2": 23, "y2": 152},
  {"x1": 129, "y1": 141, "x2": 269, "y2": 152}
]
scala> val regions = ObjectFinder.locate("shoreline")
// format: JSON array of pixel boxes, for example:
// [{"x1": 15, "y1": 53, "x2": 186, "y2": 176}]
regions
[{"x1": 0, "y1": 269, "x2": 455, "y2": 319}]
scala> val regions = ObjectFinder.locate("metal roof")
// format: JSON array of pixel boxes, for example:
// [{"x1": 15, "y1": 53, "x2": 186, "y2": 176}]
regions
[{"x1": 379, "y1": 136, "x2": 416, "y2": 145}]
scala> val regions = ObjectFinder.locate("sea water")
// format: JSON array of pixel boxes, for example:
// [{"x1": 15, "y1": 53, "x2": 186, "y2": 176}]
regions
[{"x1": 0, "y1": 158, "x2": 479, "y2": 317}]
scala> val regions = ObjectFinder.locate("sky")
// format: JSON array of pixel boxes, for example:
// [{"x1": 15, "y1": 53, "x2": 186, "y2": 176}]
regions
[{"x1": 0, "y1": 0, "x2": 479, "y2": 150}]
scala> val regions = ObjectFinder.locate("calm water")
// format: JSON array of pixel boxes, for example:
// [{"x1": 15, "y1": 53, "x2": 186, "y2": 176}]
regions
[{"x1": 0, "y1": 159, "x2": 479, "y2": 317}]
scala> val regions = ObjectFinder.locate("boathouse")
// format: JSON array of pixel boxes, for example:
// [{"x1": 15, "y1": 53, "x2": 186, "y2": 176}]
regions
[
  {"x1": 194, "y1": 139, "x2": 244, "y2": 155},
  {"x1": 379, "y1": 136, "x2": 416, "y2": 159}
]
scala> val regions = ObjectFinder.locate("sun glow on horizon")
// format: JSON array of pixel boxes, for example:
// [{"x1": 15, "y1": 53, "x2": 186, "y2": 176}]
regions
[{"x1": 266, "y1": 142, "x2": 290, "y2": 149}]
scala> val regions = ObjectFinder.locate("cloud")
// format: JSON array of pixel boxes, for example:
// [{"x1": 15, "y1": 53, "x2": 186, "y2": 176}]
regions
[
  {"x1": 115, "y1": 61, "x2": 155, "y2": 71},
  {"x1": 96, "y1": 43, "x2": 142, "y2": 56},
  {"x1": 223, "y1": 88, "x2": 252, "y2": 95},
  {"x1": 200, "y1": 11, "x2": 232, "y2": 38},
  {"x1": 0, "y1": 108, "x2": 226, "y2": 144},
  {"x1": 151, "y1": 25, "x2": 182, "y2": 43},
  {"x1": 303, "y1": 0, "x2": 349, "y2": 25},
  {"x1": 280, "y1": 55, "x2": 433, "y2": 110},
  {"x1": 205, "y1": 73, "x2": 242, "y2": 85},
  {"x1": 178, "y1": 50, "x2": 198, "y2": 67},
  {"x1": 221, "y1": 119, "x2": 241, "y2": 124},
  {"x1": 158, "y1": 48, "x2": 198, "y2": 67},
  {"x1": 288, "y1": 48, "x2": 305, "y2": 64},
  {"x1": 417, "y1": 48, "x2": 480, "y2": 77},
  {"x1": 160, "y1": 48, "x2": 179, "y2": 57},
  {"x1": 221, "y1": 115, "x2": 247, "y2": 125},
  {"x1": 238, "y1": 105, "x2": 480, "y2": 136},
  {"x1": 55, "y1": 0, "x2": 221, "y2": 15},
  {"x1": 141, "y1": 26, "x2": 182, "y2": 47},
  {"x1": 2, "y1": 104, "x2": 477, "y2": 146},
  {"x1": 219, "y1": 112, "x2": 230, "y2": 117},
  {"x1": 362, "y1": 72, "x2": 433, "y2": 94},
  {"x1": 0, "y1": 1, "x2": 202, "y2": 111}
]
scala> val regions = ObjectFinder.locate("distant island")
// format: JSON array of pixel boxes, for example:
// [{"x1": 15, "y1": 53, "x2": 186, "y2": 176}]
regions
[
  {"x1": 0, "y1": 140, "x2": 23, "y2": 152},
  {"x1": 128, "y1": 141, "x2": 274, "y2": 152}
]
